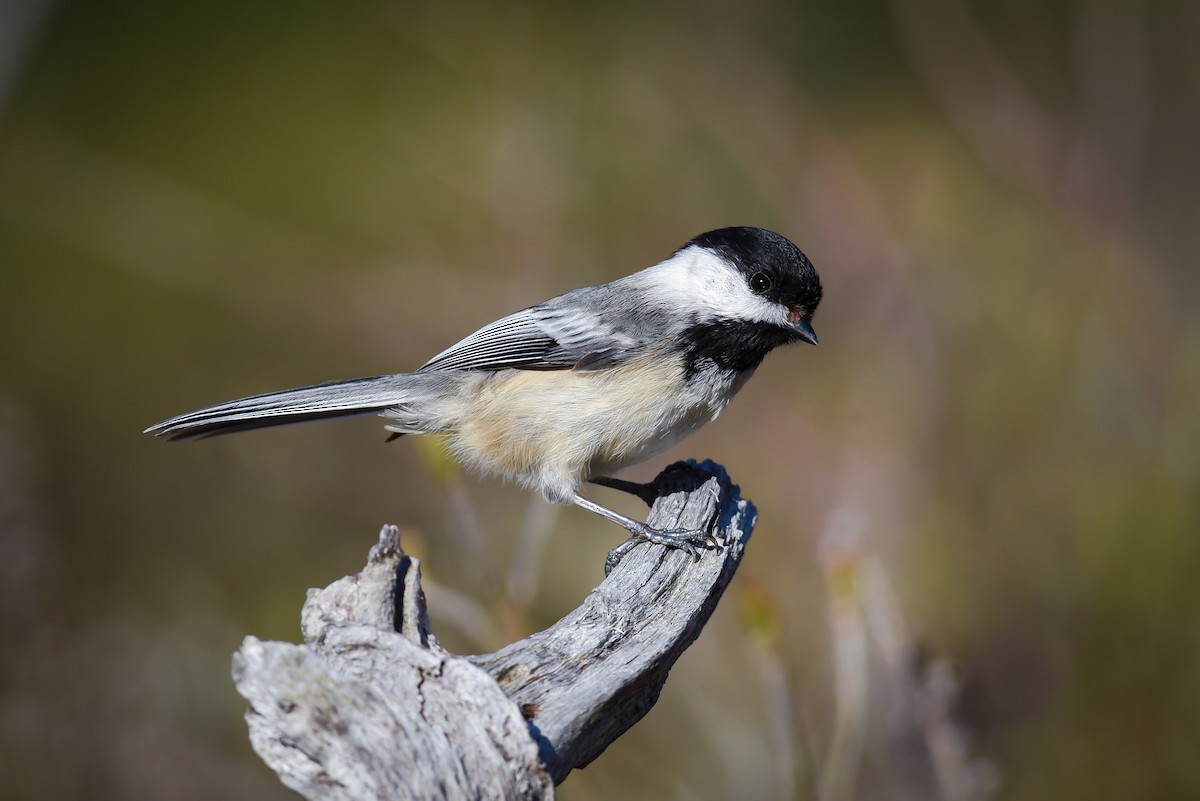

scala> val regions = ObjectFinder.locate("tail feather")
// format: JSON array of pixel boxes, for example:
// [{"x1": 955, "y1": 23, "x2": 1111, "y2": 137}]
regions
[{"x1": 145, "y1": 373, "x2": 446, "y2": 441}]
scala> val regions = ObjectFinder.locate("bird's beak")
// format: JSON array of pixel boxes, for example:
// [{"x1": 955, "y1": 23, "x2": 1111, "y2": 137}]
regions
[{"x1": 791, "y1": 316, "x2": 819, "y2": 346}]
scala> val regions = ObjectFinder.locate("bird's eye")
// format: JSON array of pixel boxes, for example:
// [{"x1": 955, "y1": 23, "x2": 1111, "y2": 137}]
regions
[{"x1": 750, "y1": 272, "x2": 772, "y2": 294}]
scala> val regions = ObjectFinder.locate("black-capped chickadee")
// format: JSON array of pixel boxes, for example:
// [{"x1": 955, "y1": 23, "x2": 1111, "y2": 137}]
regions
[{"x1": 147, "y1": 226, "x2": 822, "y2": 571}]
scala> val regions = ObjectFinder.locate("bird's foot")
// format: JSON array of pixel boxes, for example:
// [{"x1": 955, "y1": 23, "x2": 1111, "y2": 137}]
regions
[{"x1": 604, "y1": 524, "x2": 719, "y2": 576}]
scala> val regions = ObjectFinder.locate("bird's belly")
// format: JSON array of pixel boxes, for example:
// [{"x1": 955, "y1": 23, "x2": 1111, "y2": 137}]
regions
[{"x1": 447, "y1": 359, "x2": 747, "y2": 503}]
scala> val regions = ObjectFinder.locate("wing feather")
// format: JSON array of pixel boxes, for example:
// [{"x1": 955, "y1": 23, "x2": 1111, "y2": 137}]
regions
[{"x1": 419, "y1": 287, "x2": 660, "y2": 373}]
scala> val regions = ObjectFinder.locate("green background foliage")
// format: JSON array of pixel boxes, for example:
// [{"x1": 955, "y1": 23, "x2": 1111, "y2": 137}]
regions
[{"x1": 1, "y1": 1, "x2": 1197, "y2": 798}]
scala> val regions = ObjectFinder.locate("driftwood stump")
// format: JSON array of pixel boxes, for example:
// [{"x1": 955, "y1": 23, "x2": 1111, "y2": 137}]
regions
[{"x1": 231, "y1": 460, "x2": 756, "y2": 800}]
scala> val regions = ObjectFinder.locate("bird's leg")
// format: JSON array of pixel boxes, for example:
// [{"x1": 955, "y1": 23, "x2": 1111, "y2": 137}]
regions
[
  {"x1": 571, "y1": 493, "x2": 717, "y2": 576},
  {"x1": 589, "y1": 460, "x2": 715, "y2": 508}
]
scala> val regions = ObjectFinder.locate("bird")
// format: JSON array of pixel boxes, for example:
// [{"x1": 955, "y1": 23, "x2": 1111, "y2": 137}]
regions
[{"x1": 146, "y1": 226, "x2": 822, "y2": 572}]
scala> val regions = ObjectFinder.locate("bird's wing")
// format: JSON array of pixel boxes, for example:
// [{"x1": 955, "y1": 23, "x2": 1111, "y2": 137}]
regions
[{"x1": 419, "y1": 288, "x2": 659, "y2": 372}]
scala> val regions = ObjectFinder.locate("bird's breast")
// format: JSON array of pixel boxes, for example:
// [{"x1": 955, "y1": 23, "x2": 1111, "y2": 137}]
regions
[{"x1": 446, "y1": 355, "x2": 749, "y2": 499}]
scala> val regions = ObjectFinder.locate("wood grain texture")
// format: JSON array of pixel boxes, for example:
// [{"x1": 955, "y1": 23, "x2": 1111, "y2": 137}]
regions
[{"x1": 232, "y1": 459, "x2": 756, "y2": 799}]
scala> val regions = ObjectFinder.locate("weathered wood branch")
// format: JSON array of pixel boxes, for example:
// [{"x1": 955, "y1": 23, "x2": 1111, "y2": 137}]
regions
[{"x1": 231, "y1": 460, "x2": 756, "y2": 800}]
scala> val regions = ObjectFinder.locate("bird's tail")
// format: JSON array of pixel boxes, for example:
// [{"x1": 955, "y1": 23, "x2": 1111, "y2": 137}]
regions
[{"x1": 144, "y1": 372, "x2": 458, "y2": 441}]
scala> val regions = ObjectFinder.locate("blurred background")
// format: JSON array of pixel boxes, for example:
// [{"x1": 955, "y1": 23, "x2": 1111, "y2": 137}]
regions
[{"x1": 1, "y1": 1, "x2": 1198, "y2": 799}]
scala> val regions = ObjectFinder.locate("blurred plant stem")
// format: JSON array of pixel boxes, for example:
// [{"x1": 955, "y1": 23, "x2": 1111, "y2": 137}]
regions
[
  {"x1": 736, "y1": 581, "x2": 802, "y2": 799},
  {"x1": 502, "y1": 494, "x2": 560, "y2": 635},
  {"x1": 412, "y1": 434, "x2": 487, "y2": 581},
  {"x1": 421, "y1": 573, "x2": 502, "y2": 649},
  {"x1": 818, "y1": 505, "x2": 998, "y2": 801},
  {"x1": 819, "y1": 510, "x2": 870, "y2": 801}
]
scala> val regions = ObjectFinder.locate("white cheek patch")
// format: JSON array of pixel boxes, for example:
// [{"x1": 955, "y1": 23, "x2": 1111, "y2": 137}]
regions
[{"x1": 638, "y1": 246, "x2": 788, "y2": 326}]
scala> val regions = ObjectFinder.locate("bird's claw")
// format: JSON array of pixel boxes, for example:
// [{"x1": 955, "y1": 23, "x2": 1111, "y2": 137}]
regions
[{"x1": 604, "y1": 525, "x2": 721, "y2": 576}]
